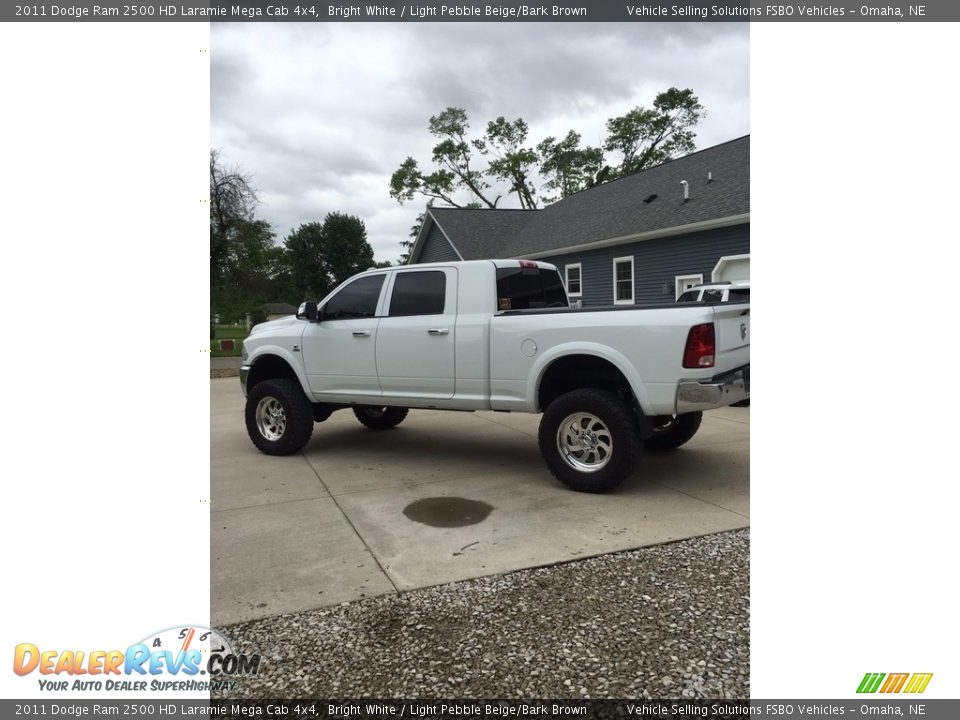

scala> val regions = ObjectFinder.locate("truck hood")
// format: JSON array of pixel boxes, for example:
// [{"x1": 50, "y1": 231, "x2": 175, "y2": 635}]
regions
[{"x1": 248, "y1": 315, "x2": 300, "y2": 336}]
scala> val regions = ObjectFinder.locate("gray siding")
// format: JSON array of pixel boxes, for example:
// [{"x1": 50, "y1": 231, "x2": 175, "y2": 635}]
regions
[
  {"x1": 416, "y1": 225, "x2": 460, "y2": 263},
  {"x1": 542, "y1": 224, "x2": 750, "y2": 307}
]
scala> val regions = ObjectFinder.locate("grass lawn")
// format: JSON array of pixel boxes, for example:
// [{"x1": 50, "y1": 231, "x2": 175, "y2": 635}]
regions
[{"x1": 211, "y1": 325, "x2": 247, "y2": 357}]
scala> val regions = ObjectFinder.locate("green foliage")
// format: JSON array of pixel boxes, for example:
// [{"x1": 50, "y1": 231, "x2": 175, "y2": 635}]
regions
[
  {"x1": 282, "y1": 212, "x2": 376, "y2": 301},
  {"x1": 211, "y1": 218, "x2": 281, "y2": 324},
  {"x1": 210, "y1": 325, "x2": 247, "y2": 357},
  {"x1": 390, "y1": 89, "x2": 704, "y2": 215},
  {"x1": 604, "y1": 88, "x2": 704, "y2": 177},
  {"x1": 390, "y1": 108, "x2": 498, "y2": 209},
  {"x1": 537, "y1": 131, "x2": 605, "y2": 202},
  {"x1": 396, "y1": 212, "x2": 425, "y2": 265},
  {"x1": 210, "y1": 151, "x2": 382, "y2": 322},
  {"x1": 474, "y1": 117, "x2": 539, "y2": 209},
  {"x1": 210, "y1": 149, "x2": 258, "y2": 286}
]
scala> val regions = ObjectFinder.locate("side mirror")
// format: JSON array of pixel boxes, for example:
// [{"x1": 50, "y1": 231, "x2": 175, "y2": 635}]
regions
[{"x1": 297, "y1": 301, "x2": 319, "y2": 322}]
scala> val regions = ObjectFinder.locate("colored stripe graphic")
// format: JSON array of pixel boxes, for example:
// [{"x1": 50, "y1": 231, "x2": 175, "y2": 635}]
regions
[
  {"x1": 880, "y1": 673, "x2": 909, "y2": 693},
  {"x1": 857, "y1": 673, "x2": 885, "y2": 693},
  {"x1": 858, "y1": 672, "x2": 933, "y2": 694},
  {"x1": 904, "y1": 673, "x2": 933, "y2": 694}
]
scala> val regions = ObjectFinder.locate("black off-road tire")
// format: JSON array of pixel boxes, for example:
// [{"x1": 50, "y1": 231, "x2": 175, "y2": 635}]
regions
[
  {"x1": 644, "y1": 412, "x2": 703, "y2": 451},
  {"x1": 245, "y1": 379, "x2": 314, "y2": 455},
  {"x1": 353, "y1": 406, "x2": 409, "y2": 430},
  {"x1": 538, "y1": 389, "x2": 642, "y2": 493}
]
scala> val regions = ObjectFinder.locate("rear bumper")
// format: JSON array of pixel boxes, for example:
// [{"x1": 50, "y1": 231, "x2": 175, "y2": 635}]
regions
[
  {"x1": 240, "y1": 365, "x2": 251, "y2": 397},
  {"x1": 676, "y1": 364, "x2": 750, "y2": 413}
]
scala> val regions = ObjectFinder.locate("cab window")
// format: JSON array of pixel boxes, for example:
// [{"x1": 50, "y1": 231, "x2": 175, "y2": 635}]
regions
[
  {"x1": 496, "y1": 266, "x2": 568, "y2": 311},
  {"x1": 389, "y1": 271, "x2": 446, "y2": 316},
  {"x1": 322, "y1": 275, "x2": 385, "y2": 320}
]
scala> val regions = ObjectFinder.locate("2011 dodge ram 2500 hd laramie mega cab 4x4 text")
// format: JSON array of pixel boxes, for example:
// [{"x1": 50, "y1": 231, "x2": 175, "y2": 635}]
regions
[{"x1": 240, "y1": 260, "x2": 749, "y2": 493}]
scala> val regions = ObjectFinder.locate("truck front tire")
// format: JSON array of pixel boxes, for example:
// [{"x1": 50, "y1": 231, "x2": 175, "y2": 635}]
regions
[
  {"x1": 538, "y1": 389, "x2": 641, "y2": 493},
  {"x1": 245, "y1": 379, "x2": 314, "y2": 455},
  {"x1": 353, "y1": 406, "x2": 409, "y2": 430},
  {"x1": 644, "y1": 412, "x2": 703, "y2": 451}
]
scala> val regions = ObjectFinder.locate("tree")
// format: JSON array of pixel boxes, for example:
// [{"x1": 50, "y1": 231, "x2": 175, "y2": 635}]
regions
[
  {"x1": 283, "y1": 212, "x2": 376, "y2": 300},
  {"x1": 389, "y1": 89, "x2": 704, "y2": 215},
  {"x1": 321, "y1": 212, "x2": 375, "y2": 286},
  {"x1": 283, "y1": 222, "x2": 327, "y2": 300},
  {"x1": 604, "y1": 88, "x2": 704, "y2": 177},
  {"x1": 474, "y1": 117, "x2": 539, "y2": 209},
  {"x1": 537, "y1": 131, "x2": 606, "y2": 202},
  {"x1": 398, "y1": 212, "x2": 425, "y2": 265},
  {"x1": 210, "y1": 149, "x2": 259, "y2": 285},
  {"x1": 390, "y1": 107, "x2": 501, "y2": 209},
  {"x1": 211, "y1": 219, "x2": 280, "y2": 323}
]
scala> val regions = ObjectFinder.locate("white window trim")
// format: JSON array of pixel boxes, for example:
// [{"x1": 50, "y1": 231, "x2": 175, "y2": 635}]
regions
[
  {"x1": 565, "y1": 263, "x2": 583, "y2": 298},
  {"x1": 612, "y1": 256, "x2": 635, "y2": 305},
  {"x1": 675, "y1": 273, "x2": 704, "y2": 300}
]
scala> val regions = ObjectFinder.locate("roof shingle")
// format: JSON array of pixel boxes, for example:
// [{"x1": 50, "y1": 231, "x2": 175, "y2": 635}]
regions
[{"x1": 422, "y1": 135, "x2": 749, "y2": 260}]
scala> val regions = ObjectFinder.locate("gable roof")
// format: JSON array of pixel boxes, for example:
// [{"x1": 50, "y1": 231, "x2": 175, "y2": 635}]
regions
[
  {"x1": 262, "y1": 302, "x2": 298, "y2": 315},
  {"x1": 410, "y1": 135, "x2": 749, "y2": 262}
]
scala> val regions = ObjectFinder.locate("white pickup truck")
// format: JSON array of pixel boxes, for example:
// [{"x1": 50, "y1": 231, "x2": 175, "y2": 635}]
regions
[{"x1": 240, "y1": 260, "x2": 749, "y2": 493}]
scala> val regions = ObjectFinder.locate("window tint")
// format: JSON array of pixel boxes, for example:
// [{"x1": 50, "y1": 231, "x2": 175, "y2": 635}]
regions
[
  {"x1": 702, "y1": 289, "x2": 723, "y2": 303},
  {"x1": 323, "y1": 274, "x2": 385, "y2": 320},
  {"x1": 728, "y1": 288, "x2": 750, "y2": 302},
  {"x1": 677, "y1": 290, "x2": 699, "y2": 303},
  {"x1": 496, "y1": 266, "x2": 568, "y2": 311},
  {"x1": 389, "y1": 271, "x2": 446, "y2": 316}
]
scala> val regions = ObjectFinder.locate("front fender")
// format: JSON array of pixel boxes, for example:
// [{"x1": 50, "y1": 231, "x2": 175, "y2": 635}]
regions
[
  {"x1": 245, "y1": 345, "x2": 311, "y2": 397},
  {"x1": 526, "y1": 342, "x2": 654, "y2": 416}
]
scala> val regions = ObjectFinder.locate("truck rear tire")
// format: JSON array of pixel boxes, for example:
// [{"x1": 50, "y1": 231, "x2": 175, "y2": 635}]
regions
[
  {"x1": 538, "y1": 389, "x2": 641, "y2": 493},
  {"x1": 353, "y1": 406, "x2": 409, "y2": 430},
  {"x1": 644, "y1": 412, "x2": 703, "y2": 451},
  {"x1": 245, "y1": 379, "x2": 314, "y2": 455}
]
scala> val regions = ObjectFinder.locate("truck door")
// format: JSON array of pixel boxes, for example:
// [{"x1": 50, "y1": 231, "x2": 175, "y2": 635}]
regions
[
  {"x1": 301, "y1": 273, "x2": 387, "y2": 399},
  {"x1": 376, "y1": 267, "x2": 457, "y2": 400}
]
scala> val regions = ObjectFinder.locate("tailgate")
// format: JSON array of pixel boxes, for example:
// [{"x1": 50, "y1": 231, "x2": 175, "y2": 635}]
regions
[{"x1": 711, "y1": 303, "x2": 750, "y2": 373}]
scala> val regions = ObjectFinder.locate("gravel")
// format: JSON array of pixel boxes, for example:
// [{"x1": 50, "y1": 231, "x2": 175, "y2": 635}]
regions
[{"x1": 215, "y1": 528, "x2": 749, "y2": 699}]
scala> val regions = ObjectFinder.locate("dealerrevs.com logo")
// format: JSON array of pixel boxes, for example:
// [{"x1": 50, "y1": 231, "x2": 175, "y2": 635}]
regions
[
  {"x1": 13, "y1": 625, "x2": 260, "y2": 693},
  {"x1": 857, "y1": 672, "x2": 933, "y2": 694}
]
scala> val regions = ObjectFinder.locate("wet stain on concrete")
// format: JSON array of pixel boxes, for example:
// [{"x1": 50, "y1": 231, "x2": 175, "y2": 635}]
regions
[{"x1": 402, "y1": 497, "x2": 494, "y2": 528}]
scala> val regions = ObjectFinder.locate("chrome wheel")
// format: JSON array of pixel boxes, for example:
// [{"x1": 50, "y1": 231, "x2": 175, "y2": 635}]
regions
[
  {"x1": 361, "y1": 407, "x2": 386, "y2": 418},
  {"x1": 255, "y1": 396, "x2": 286, "y2": 441},
  {"x1": 556, "y1": 412, "x2": 613, "y2": 473}
]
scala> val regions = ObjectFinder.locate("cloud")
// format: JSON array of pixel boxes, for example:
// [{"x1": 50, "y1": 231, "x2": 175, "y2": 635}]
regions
[{"x1": 212, "y1": 22, "x2": 749, "y2": 262}]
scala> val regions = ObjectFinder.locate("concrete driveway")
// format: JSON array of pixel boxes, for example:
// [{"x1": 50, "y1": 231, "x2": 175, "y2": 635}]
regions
[{"x1": 211, "y1": 378, "x2": 749, "y2": 625}]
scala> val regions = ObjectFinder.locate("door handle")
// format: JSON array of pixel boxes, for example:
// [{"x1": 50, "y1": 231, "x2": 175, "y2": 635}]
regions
[
  {"x1": 352, "y1": 330, "x2": 371, "y2": 338},
  {"x1": 427, "y1": 328, "x2": 449, "y2": 335}
]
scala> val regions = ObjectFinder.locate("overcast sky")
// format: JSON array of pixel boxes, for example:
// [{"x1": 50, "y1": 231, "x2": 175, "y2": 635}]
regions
[{"x1": 211, "y1": 23, "x2": 749, "y2": 263}]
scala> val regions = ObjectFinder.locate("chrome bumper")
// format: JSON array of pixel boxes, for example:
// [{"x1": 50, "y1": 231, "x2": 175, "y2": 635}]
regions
[
  {"x1": 677, "y1": 365, "x2": 750, "y2": 413},
  {"x1": 240, "y1": 365, "x2": 251, "y2": 397}
]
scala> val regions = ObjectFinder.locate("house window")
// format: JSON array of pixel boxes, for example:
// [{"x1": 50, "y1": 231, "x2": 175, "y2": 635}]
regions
[
  {"x1": 613, "y1": 256, "x2": 634, "y2": 305},
  {"x1": 565, "y1": 263, "x2": 582, "y2": 297},
  {"x1": 675, "y1": 273, "x2": 704, "y2": 300}
]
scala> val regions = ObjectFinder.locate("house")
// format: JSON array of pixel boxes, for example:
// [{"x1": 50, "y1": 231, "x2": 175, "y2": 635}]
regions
[
  {"x1": 261, "y1": 302, "x2": 299, "y2": 320},
  {"x1": 407, "y1": 135, "x2": 749, "y2": 306}
]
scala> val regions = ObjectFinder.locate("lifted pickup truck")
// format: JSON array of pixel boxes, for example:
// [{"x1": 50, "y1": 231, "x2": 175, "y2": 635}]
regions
[{"x1": 240, "y1": 260, "x2": 749, "y2": 493}]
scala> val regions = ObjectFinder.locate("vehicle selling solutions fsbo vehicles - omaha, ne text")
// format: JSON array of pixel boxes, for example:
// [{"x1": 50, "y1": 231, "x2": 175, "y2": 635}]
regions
[{"x1": 239, "y1": 260, "x2": 749, "y2": 492}]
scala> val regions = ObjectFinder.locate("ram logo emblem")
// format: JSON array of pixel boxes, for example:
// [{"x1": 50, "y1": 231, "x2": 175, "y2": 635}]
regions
[{"x1": 740, "y1": 322, "x2": 747, "y2": 340}]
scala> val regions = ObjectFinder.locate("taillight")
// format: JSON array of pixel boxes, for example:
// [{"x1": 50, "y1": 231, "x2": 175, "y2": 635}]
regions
[{"x1": 683, "y1": 323, "x2": 715, "y2": 368}]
